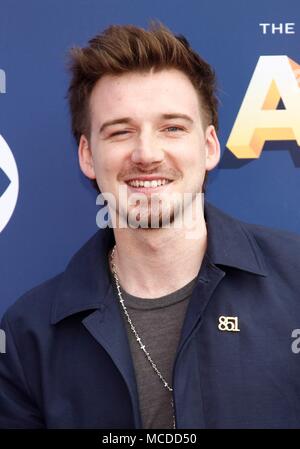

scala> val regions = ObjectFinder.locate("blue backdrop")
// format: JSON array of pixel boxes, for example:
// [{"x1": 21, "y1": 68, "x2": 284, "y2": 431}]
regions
[{"x1": 0, "y1": 0, "x2": 299, "y2": 318}]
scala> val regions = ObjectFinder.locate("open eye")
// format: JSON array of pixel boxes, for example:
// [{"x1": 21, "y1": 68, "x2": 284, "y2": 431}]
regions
[{"x1": 164, "y1": 126, "x2": 184, "y2": 133}]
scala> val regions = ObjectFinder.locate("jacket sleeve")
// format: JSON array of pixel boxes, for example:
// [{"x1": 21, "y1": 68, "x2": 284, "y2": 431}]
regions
[{"x1": 0, "y1": 312, "x2": 45, "y2": 428}]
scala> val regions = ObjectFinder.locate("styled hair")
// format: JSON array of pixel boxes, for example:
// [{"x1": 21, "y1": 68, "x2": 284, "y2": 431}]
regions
[{"x1": 67, "y1": 21, "x2": 218, "y2": 145}]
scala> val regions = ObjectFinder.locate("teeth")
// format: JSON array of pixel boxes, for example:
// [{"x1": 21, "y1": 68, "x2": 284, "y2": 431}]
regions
[{"x1": 127, "y1": 179, "x2": 170, "y2": 188}]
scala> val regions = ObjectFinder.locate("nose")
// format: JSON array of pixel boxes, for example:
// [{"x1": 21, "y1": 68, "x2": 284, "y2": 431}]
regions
[{"x1": 131, "y1": 131, "x2": 164, "y2": 166}]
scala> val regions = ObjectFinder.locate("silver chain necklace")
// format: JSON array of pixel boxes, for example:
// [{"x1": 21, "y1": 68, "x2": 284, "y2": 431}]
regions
[{"x1": 110, "y1": 244, "x2": 176, "y2": 430}]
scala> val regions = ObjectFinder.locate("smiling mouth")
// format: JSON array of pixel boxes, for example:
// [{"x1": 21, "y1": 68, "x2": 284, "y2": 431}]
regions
[{"x1": 125, "y1": 179, "x2": 172, "y2": 189}]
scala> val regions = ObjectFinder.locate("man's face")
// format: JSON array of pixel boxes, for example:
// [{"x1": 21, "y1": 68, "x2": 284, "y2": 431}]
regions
[{"x1": 79, "y1": 68, "x2": 220, "y2": 228}]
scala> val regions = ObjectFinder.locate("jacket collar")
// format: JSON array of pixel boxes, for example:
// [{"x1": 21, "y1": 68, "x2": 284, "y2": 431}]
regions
[
  {"x1": 51, "y1": 228, "x2": 115, "y2": 324},
  {"x1": 51, "y1": 201, "x2": 267, "y2": 324},
  {"x1": 204, "y1": 202, "x2": 267, "y2": 276}
]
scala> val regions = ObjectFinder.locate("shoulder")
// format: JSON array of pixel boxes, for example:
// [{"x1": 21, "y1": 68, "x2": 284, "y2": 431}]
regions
[
  {"x1": 205, "y1": 201, "x2": 300, "y2": 283},
  {"x1": 206, "y1": 201, "x2": 300, "y2": 266},
  {"x1": 241, "y1": 219, "x2": 300, "y2": 261},
  {"x1": 1, "y1": 228, "x2": 109, "y2": 331},
  {"x1": 1, "y1": 272, "x2": 64, "y2": 331},
  {"x1": 236, "y1": 218, "x2": 300, "y2": 287},
  {"x1": 208, "y1": 201, "x2": 300, "y2": 259},
  {"x1": 1, "y1": 231, "x2": 98, "y2": 326}
]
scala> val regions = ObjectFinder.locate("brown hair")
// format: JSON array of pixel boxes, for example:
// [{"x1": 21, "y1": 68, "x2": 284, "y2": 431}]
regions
[
  {"x1": 67, "y1": 20, "x2": 218, "y2": 144},
  {"x1": 67, "y1": 21, "x2": 218, "y2": 192}
]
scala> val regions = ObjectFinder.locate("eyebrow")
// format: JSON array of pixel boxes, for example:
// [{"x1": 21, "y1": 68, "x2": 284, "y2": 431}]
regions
[{"x1": 99, "y1": 113, "x2": 194, "y2": 134}]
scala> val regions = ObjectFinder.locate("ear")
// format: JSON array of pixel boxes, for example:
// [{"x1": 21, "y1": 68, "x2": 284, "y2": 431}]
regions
[
  {"x1": 78, "y1": 135, "x2": 96, "y2": 179},
  {"x1": 204, "y1": 125, "x2": 221, "y2": 171}
]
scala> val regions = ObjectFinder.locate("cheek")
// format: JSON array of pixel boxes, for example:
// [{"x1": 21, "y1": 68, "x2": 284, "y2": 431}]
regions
[
  {"x1": 92, "y1": 151, "x2": 124, "y2": 193},
  {"x1": 172, "y1": 138, "x2": 205, "y2": 169},
  {"x1": 90, "y1": 132, "x2": 123, "y2": 177},
  {"x1": 92, "y1": 147, "x2": 115, "y2": 175}
]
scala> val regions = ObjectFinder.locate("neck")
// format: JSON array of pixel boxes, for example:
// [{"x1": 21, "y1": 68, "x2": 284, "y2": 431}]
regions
[{"x1": 110, "y1": 207, "x2": 207, "y2": 298}]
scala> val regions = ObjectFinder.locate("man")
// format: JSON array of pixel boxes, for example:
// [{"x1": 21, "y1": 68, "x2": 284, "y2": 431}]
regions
[{"x1": 1, "y1": 22, "x2": 300, "y2": 429}]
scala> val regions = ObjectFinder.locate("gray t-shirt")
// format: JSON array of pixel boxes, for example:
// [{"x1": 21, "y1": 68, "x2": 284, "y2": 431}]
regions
[{"x1": 110, "y1": 269, "x2": 197, "y2": 429}]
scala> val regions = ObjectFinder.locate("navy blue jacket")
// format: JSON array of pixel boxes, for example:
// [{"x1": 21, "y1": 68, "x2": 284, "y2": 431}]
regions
[{"x1": 1, "y1": 202, "x2": 300, "y2": 429}]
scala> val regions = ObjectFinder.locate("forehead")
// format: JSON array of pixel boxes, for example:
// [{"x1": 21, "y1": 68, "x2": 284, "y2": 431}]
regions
[{"x1": 89, "y1": 69, "x2": 203, "y2": 124}]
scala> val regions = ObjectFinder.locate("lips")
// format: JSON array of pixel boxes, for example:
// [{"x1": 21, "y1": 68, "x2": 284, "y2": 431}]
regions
[
  {"x1": 123, "y1": 178, "x2": 173, "y2": 194},
  {"x1": 126, "y1": 179, "x2": 171, "y2": 188}
]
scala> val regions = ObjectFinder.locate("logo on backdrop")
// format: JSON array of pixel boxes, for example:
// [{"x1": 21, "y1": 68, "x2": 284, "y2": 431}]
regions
[
  {"x1": 0, "y1": 69, "x2": 19, "y2": 233},
  {"x1": 226, "y1": 55, "x2": 300, "y2": 162}
]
